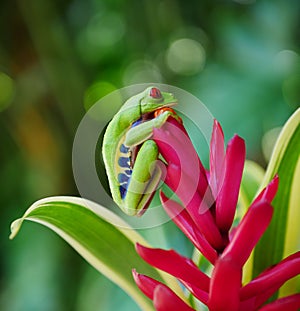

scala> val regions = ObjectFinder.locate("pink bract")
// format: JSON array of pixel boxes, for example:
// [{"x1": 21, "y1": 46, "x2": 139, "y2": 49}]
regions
[{"x1": 133, "y1": 117, "x2": 300, "y2": 311}]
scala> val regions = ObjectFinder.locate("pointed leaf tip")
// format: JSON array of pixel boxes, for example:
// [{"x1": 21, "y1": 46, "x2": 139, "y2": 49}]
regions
[
  {"x1": 210, "y1": 119, "x2": 225, "y2": 198},
  {"x1": 153, "y1": 285, "x2": 195, "y2": 311},
  {"x1": 9, "y1": 197, "x2": 172, "y2": 311},
  {"x1": 259, "y1": 293, "x2": 300, "y2": 311},
  {"x1": 223, "y1": 200, "x2": 273, "y2": 267},
  {"x1": 132, "y1": 269, "x2": 162, "y2": 300},
  {"x1": 254, "y1": 174, "x2": 279, "y2": 205},
  {"x1": 136, "y1": 243, "x2": 210, "y2": 292},
  {"x1": 241, "y1": 252, "x2": 300, "y2": 301},
  {"x1": 9, "y1": 218, "x2": 24, "y2": 240}
]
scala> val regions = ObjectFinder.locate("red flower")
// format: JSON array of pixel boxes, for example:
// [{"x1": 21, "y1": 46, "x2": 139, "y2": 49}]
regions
[{"x1": 133, "y1": 117, "x2": 300, "y2": 311}]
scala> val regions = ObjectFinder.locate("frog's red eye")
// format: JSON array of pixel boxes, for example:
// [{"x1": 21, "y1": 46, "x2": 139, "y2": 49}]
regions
[{"x1": 150, "y1": 87, "x2": 162, "y2": 99}]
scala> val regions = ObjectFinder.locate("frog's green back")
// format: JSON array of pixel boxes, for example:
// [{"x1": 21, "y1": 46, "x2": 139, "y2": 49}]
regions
[
  {"x1": 102, "y1": 101, "x2": 141, "y2": 205},
  {"x1": 102, "y1": 86, "x2": 178, "y2": 211}
]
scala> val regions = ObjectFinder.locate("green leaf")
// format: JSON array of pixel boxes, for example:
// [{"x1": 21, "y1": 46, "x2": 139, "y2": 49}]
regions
[
  {"x1": 238, "y1": 160, "x2": 265, "y2": 219},
  {"x1": 252, "y1": 108, "x2": 300, "y2": 291},
  {"x1": 10, "y1": 196, "x2": 183, "y2": 311},
  {"x1": 279, "y1": 153, "x2": 300, "y2": 297}
]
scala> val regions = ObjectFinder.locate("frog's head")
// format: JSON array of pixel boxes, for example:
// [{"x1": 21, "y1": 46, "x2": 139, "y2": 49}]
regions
[{"x1": 140, "y1": 87, "x2": 177, "y2": 114}]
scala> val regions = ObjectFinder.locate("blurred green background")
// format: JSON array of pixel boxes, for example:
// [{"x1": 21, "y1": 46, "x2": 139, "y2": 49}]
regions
[{"x1": 0, "y1": 0, "x2": 299, "y2": 310}]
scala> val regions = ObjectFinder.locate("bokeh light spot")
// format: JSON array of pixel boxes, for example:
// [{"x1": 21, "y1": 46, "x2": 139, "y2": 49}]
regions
[
  {"x1": 282, "y1": 74, "x2": 300, "y2": 109},
  {"x1": 77, "y1": 12, "x2": 125, "y2": 63},
  {"x1": 84, "y1": 81, "x2": 122, "y2": 122},
  {"x1": 86, "y1": 12, "x2": 125, "y2": 48},
  {"x1": 273, "y1": 50, "x2": 299, "y2": 76},
  {"x1": 166, "y1": 38, "x2": 206, "y2": 76},
  {"x1": 0, "y1": 72, "x2": 15, "y2": 112},
  {"x1": 122, "y1": 60, "x2": 162, "y2": 86},
  {"x1": 84, "y1": 81, "x2": 117, "y2": 111}
]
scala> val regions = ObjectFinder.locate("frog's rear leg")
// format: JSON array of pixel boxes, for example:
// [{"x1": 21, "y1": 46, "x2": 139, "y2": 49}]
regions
[{"x1": 124, "y1": 140, "x2": 163, "y2": 216}]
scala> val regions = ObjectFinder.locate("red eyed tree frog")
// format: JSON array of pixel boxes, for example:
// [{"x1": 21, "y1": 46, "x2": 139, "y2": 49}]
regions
[{"x1": 102, "y1": 86, "x2": 181, "y2": 216}]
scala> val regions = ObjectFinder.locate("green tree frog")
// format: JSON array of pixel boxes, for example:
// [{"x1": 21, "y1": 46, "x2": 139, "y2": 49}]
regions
[{"x1": 102, "y1": 86, "x2": 181, "y2": 216}]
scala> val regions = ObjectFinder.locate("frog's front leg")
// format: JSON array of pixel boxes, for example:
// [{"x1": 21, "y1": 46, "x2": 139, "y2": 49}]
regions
[
  {"x1": 124, "y1": 111, "x2": 174, "y2": 148},
  {"x1": 122, "y1": 140, "x2": 163, "y2": 216}
]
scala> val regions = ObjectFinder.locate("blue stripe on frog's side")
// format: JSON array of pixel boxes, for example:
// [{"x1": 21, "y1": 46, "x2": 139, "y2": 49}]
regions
[
  {"x1": 118, "y1": 172, "x2": 130, "y2": 184},
  {"x1": 118, "y1": 157, "x2": 130, "y2": 168},
  {"x1": 119, "y1": 144, "x2": 129, "y2": 153},
  {"x1": 117, "y1": 117, "x2": 143, "y2": 200},
  {"x1": 119, "y1": 185, "x2": 127, "y2": 199},
  {"x1": 118, "y1": 143, "x2": 132, "y2": 199}
]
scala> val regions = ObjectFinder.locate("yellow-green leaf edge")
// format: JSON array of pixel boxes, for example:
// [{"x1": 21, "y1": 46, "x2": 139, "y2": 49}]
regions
[
  {"x1": 10, "y1": 196, "x2": 184, "y2": 311},
  {"x1": 252, "y1": 108, "x2": 300, "y2": 294}
]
